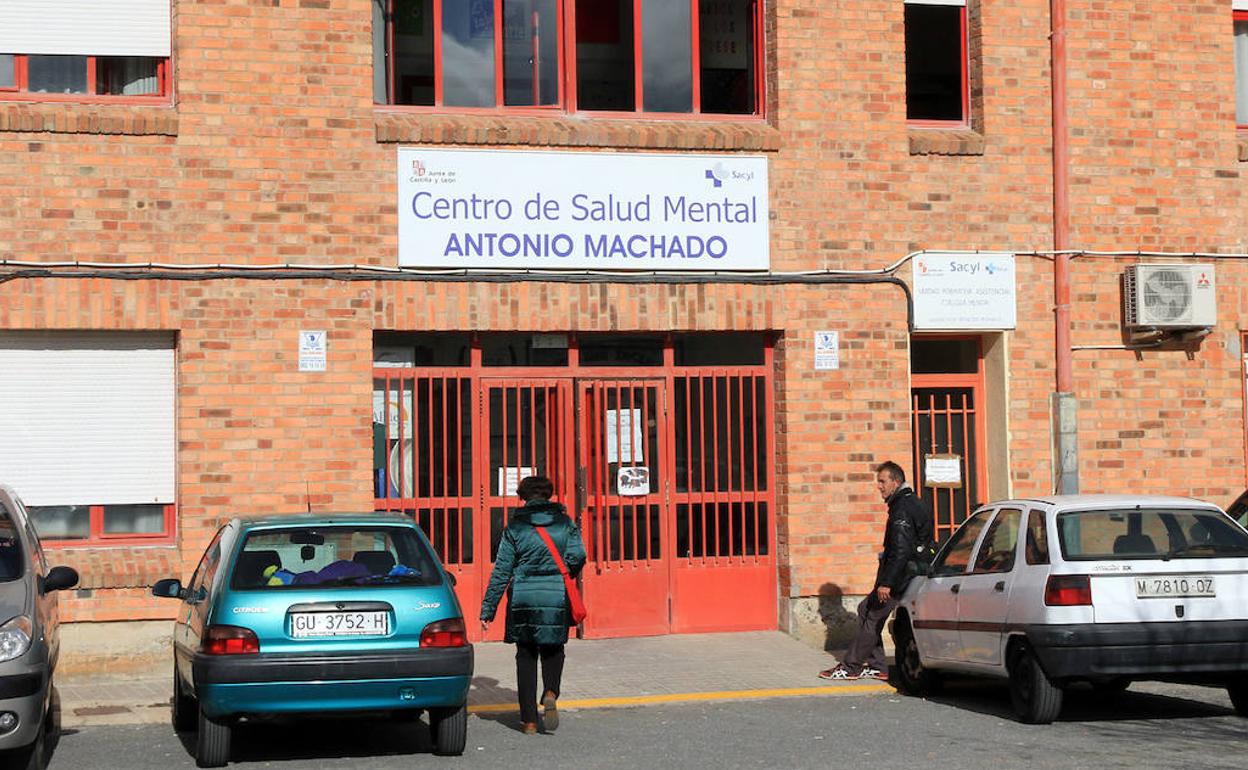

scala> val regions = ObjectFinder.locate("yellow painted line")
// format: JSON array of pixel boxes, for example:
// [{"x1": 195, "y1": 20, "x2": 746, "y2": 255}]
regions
[{"x1": 467, "y1": 683, "x2": 892, "y2": 714}]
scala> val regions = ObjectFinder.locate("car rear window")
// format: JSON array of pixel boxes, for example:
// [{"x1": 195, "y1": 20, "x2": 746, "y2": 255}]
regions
[
  {"x1": 230, "y1": 525, "x2": 443, "y2": 589},
  {"x1": 1056, "y1": 507, "x2": 1248, "y2": 561}
]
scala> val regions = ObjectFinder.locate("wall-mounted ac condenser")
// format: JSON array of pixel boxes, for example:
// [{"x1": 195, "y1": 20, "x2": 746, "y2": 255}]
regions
[{"x1": 1122, "y1": 264, "x2": 1216, "y2": 329}]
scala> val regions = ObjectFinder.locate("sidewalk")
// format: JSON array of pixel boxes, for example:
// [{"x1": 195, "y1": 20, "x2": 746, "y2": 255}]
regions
[{"x1": 59, "y1": 631, "x2": 892, "y2": 727}]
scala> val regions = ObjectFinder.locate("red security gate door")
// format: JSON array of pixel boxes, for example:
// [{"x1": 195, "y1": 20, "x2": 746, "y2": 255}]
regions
[
  {"x1": 577, "y1": 380, "x2": 671, "y2": 638},
  {"x1": 669, "y1": 370, "x2": 775, "y2": 632},
  {"x1": 372, "y1": 371, "x2": 479, "y2": 627},
  {"x1": 480, "y1": 379, "x2": 575, "y2": 642}
]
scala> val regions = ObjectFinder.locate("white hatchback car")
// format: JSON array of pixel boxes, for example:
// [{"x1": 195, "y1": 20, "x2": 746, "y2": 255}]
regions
[{"x1": 893, "y1": 494, "x2": 1248, "y2": 723}]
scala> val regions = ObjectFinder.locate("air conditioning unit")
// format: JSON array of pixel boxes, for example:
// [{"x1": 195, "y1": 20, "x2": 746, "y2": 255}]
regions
[{"x1": 1122, "y1": 263, "x2": 1216, "y2": 329}]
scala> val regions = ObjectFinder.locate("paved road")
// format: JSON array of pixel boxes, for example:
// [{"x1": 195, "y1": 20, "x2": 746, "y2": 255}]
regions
[{"x1": 46, "y1": 681, "x2": 1246, "y2": 770}]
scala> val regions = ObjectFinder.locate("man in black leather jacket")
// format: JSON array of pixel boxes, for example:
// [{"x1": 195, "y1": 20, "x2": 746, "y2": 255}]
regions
[{"x1": 820, "y1": 461, "x2": 934, "y2": 681}]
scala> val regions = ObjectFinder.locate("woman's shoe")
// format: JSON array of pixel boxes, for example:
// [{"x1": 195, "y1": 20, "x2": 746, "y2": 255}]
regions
[
  {"x1": 522, "y1": 722, "x2": 538, "y2": 735},
  {"x1": 541, "y1": 692, "x2": 559, "y2": 732}
]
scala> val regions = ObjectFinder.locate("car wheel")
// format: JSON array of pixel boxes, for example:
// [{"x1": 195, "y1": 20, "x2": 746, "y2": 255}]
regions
[
  {"x1": 1228, "y1": 677, "x2": 1248, "y2": 716},
  {"x1": 172, "y1": 665, "x2": 196, "y2": 733},
  {"x1": 1009, "y1": 647, "x2": 1063, "y2": 724},
  {"x1": 893, "y1": 616, "x2": 941, "y2": 697},
  {"x1": 429, "y1": 704, "x2": 468, "y2": 756},
  {"x1": 195, "y1": 704, "x2": 232, "y2": 768}
]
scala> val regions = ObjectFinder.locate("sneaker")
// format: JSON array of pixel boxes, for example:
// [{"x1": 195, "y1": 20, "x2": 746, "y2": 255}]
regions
[
  {"x1": 818, "y1": 664, "x2": 861, "y2": 681},
  {"x1": 522, "y1": 722, "x2": 538, "y2": 735},
  {"x1": 860, "y1": 666, "x2": 889, "y2": 681},
  {"x1": 541, "y1": 692, "x2": 559, "y2": 732}
]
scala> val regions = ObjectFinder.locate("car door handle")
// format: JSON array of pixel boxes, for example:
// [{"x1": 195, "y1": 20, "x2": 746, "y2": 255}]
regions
[
  {"x1": 994, "y1": 581, "x2": 1006, "y2": 592},
  {"x1": 950, "y1": 584, "x2": 960, "y2": 594}
]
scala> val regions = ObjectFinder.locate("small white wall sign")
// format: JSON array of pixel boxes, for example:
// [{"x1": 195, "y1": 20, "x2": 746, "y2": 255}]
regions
[
  {"x1": 299, "y1": 330, "x2": 327, "y2": 372},
  {"x1": 814, "y1": 331, "x2": 840, "y2": 370}
]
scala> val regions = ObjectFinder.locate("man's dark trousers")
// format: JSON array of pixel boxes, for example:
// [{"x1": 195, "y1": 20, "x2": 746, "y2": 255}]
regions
[{"x1": 842, "y1": 593, "x2": 898, "y2": 673}]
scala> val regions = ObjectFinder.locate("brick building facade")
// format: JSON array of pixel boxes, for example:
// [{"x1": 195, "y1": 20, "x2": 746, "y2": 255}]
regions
[{"x1": 1, "y1": 1, "x2": 1247, "y2": 657}]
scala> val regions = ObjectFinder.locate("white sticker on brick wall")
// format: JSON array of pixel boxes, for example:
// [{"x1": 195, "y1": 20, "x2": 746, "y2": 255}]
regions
[
  {"x1": 912, "y1": 252, "x2": 1017, "y2": 330},
  {"x1": 814, "y1": 331, "x2": 840, "y2": 371},
  {"x1": 299, "y1": 330, "x2": 327, "y2": 372}
]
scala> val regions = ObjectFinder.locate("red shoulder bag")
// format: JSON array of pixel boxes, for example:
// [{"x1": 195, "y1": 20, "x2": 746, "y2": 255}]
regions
[{"x1": 535, "y1": 526, "x2": 588, "y2": 625}]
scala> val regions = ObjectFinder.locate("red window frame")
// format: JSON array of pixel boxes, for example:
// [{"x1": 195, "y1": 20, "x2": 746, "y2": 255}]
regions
[
  {"x1": 0, "y1": 54, "x2": 171, "y2": 104},
  {"x1": 39, "y1": 503, "x2": 176, "y2": 548},
  {"x1": 378, "y1": 0, "x2": 766, "y2": 119},
  {"x1": 1236, "y1": 10, "x2": 1248, "y2": 129},
  {"x1": 905, "y1": 0, "x2": 970, "y2": 128}
]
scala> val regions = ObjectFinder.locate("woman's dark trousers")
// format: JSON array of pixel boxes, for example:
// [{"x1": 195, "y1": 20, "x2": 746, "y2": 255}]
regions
[{"x1": 515, "y1": 643, "x2": 566, "y2": 725}]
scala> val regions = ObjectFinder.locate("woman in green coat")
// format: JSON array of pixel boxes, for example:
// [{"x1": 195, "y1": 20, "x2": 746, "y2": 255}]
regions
[{"x1": 480, "y1": 475, "x2": 587, "y2": 734}]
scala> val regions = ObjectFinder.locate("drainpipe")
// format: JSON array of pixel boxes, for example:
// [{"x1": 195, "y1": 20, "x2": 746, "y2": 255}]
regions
[{"x1": 1050, "y1": 0, "x2": 1078, "y2": 494}]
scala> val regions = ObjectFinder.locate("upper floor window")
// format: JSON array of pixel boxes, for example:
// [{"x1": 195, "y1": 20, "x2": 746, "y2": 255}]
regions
[
  {"x1": 1236, "y1": 4, "x2": 1248, "y2": 127},
  {"x1": 372, "y1": 0, "x2": 763, "y2": 117},
  {"x1": 0, "y1": 1, "x2": 171, "y2": 102},
  {"x1": 904, "y1": 0, "x2": 968, "y2": 124}
]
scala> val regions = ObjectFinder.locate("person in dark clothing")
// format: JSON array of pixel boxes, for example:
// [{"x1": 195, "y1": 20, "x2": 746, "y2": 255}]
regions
[
  {"x1": 481, "y1": 475, "x2": 587, "y2": 734},
  {"x1": 819, "y1": 460, "x2": 934, "y2": 681}
]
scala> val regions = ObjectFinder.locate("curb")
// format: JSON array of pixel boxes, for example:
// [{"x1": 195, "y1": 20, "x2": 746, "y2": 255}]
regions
[{"x1": 467, "y1": 683, "x2": 895, "y2": 714}]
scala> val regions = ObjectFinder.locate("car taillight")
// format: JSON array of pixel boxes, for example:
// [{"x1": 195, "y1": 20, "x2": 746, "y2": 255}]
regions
[
  {"x1": 202, "y1": 625, "x2": 260, "y2": 655},
  {"x1": 420, "y1": 618, "x2": 468, "y2": 648},
  {"x1": 1044, "y1": 575, "x2": 1092, "y2": 606}
]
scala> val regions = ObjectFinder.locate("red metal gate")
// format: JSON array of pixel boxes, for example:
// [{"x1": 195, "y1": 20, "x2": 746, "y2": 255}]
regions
[
  {"x1": 669, "y1": 369, "x2": 775, "y2": 632},
  {"x1": 374, "y1": 342, "x2": 777, "y2": 641},
  {"x1": 372, "y1": 371, "x2": 479, "y2": 619},
  {"x1": 479, "y1": 379, "x2": 575, "y2": 641},
  {"x1": 576, "y1": 380, "x2": 671, "y2": 637}
]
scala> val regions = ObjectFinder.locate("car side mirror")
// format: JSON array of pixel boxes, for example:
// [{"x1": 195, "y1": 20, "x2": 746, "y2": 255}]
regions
[
  {"x1": 41, "y1": 566, "x2": 79, "y2": 593},
  {"x1": 444, "y1": 572, "x2": 457, "y2": 587},
  {"x1": 152, "y1": 578, "x2": 185, "y2": 599}
]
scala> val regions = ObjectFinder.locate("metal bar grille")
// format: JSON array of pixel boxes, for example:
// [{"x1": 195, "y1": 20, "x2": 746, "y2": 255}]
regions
[
  {"x1": 372, "y1": 370, "x2": 475, "y2": 565},
  {"x1": 581, "y1": 380, "x2": 662, "y2": 565},
  {"x1": 911, "y1": 386, "x2": 978, "y2": 543},
  {"x1": 671, "y1": 371, "x2": 770, "y2": 562}
]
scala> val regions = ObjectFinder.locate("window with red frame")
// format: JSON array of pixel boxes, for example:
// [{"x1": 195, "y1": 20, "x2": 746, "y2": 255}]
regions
[
  {"x1": 0, "y1": 54, "x2": 168, "y2": 99},
  {"x1": 372, "y1": 0, "x2": 762, "y2": 116},
  {"x1": 28, "y1": 503, "x2": 175, "y2": 545},
  {"x1": 1236, "y1": 7, "x2": 1248, "y2": 127},
  {"x1": 904, "y1": 0, "x2": 968, "y2": 124}
]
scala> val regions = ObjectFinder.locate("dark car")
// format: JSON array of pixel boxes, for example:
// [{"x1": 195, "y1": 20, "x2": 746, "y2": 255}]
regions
[
  {"x1": 152, "y1": 513, "x2": 472, "y2": 768},
  {"x1": 0, "y1": 485, "x2": 79, "y2": 770}
]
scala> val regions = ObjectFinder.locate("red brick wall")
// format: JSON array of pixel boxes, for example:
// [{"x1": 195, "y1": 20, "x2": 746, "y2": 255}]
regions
[{"x1": 1, "y1": 1, "x2": 1247, "y2": 624}]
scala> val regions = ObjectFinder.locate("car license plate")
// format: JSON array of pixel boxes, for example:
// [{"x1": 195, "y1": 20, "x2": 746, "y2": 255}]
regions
[
  {"x1": 1134, "y1": 575, "x2": 1215, "y2": 599},
  {"x1": 290, "y1": 611, "x2": 390, "y2": 638}
]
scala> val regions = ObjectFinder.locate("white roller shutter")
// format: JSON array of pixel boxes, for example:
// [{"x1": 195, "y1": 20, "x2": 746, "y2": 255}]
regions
[
  {"x1": 0, "y1": 332, "x2": 175, "y2": 507},
  {"x1": 0, "y1": 1, "x2": 171, "y2": 57}
]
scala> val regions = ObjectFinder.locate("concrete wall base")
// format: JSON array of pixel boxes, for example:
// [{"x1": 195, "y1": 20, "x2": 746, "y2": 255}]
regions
[
  {"x1": 785, "y1": 595, "x2": 894, "y2": 658},
  {"x1": 58, "y1": 620, "x2": 172, "y2": 676}
]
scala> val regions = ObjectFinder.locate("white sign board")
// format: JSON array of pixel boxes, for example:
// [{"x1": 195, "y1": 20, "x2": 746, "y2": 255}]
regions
[
  {"x1": 497, "y1": 466, "x2": 535, "y2": 497},
  {"x1": 299, "y1": 330, "x2": 327, "y2": 372},
  {"x1": 397, "y1": 148, "x2": 769, "y2": 270},
  {"x1": 606, "y1": 408, "x2": 645, "y2": 464},
  {"x1": 912, "y1": 253, "x2": 1017, "y2": 330},
  {"x1": 814, "y1": 331, "x2": 840, "y2": 370},
  {"x1": 924, "y1": 455, "x2": 963, "y2": 487}
]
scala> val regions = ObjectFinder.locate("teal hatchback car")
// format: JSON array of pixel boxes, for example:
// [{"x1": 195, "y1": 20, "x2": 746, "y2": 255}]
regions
[{"x1": 153, "y1": 513, "x2": 472, "y2": 768}]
